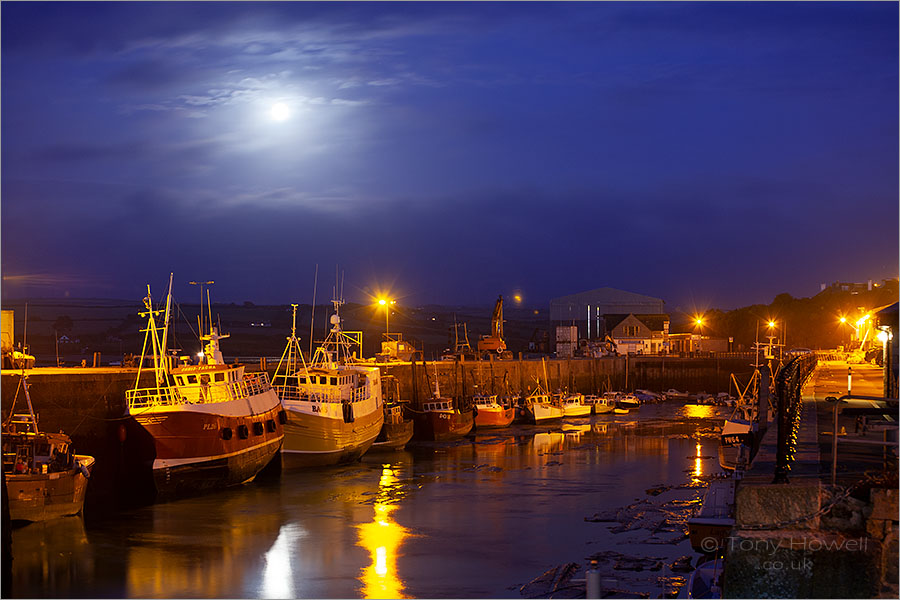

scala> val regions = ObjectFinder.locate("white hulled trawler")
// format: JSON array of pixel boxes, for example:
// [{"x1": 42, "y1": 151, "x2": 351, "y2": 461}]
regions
[{"x1": 272, "y1": 301, "x2": 384, "y2": 467}]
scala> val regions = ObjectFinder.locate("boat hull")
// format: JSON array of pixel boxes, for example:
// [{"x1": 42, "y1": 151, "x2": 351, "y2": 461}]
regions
[
  {"x1": 527, "y1": 403, "x2": 565, "y2": 423},
  {"x1": 688, "y1": 517, "x2": 736, "y2": 553},
  {"x1": 474, "y1": 406, "x2": 515, "y2": 429},
  {"x1": 281, "y1": 405, "x2": 384, "y2": 467},
  {"x1": 371, "y1": 419, "x2": 415, "y2": 451},
  {"x1": 562, "y1": 405, "x2": 591, "y2": 418},
  {"x1": 6, "y1": 456, "x2": 94, "y2": 522},
  {"x1": 410, "y1": 409, "x2": 474, "y2": 441},
  {"x1": 131, "y1": 392, "x2": 285, "y2": 496}
]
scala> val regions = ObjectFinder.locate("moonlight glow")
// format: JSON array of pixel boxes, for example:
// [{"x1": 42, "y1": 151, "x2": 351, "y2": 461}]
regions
[{"x1": 270, "y1": 103, "x2": 290, "y2": 121}]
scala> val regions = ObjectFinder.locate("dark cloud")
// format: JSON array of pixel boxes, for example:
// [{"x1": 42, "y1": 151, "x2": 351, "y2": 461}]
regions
[{"x1": 1, "y1": 2, "x2": 897, "y2": 309}]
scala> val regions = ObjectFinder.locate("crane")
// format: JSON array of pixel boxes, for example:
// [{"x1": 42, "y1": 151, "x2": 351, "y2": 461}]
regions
[{"x1": 478, "y1": 295, "x2": 512, "y2": 359}]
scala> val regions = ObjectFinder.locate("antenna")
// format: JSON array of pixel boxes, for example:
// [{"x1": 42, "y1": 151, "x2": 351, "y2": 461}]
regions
[{"x1": 309, "y1": 264, "x2": 318, "y2": 358}]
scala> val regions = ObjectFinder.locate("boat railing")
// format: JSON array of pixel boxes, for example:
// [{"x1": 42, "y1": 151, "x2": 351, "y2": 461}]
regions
[
  {"x1": 275, "y1": 382, "x2": 371, "y2": 404},
  {"x1": 127, "y1": 371, "x2": 273, "y2": 410}
]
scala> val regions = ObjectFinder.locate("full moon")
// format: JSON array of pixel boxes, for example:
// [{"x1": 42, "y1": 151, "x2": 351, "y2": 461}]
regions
[{"x1": 270, "y1": 103, "x2": 290, "y2": 121}]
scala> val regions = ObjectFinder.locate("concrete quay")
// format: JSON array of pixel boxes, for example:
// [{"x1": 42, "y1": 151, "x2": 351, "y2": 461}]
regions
[{"x1": 725, "y1": 360, "x2": 898, "y2": 598}]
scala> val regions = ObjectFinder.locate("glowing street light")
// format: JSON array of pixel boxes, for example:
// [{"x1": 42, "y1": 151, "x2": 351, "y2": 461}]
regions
[{"x1": 377, "y1": 298, "x2": 396, "y2": 335}]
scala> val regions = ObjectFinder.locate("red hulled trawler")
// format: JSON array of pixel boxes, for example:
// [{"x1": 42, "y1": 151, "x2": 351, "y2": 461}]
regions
[{"x1": 125, "y1": 275, "x2": 285, "y2": 496}]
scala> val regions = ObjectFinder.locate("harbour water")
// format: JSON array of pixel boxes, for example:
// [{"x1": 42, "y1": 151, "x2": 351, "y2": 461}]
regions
[{"x1": 9, "y1": 402, "x2": 728, "y2": 599}]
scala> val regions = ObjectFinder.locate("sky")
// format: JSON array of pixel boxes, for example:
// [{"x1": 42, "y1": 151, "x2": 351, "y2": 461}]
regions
[{"x1": 2, "y1": 1, "x2": 897, "y2": 311}]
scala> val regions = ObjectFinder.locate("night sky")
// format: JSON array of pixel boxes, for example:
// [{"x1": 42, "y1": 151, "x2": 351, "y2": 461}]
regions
[{"x1": 2, "y1": 2, "x2": 897, "y2": 311}]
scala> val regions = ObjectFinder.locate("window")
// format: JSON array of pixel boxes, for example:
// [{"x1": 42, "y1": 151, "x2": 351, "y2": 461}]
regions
[
  {"x1": 330, "y1": 377, "x2": 337, "y2": 386},
  {"x1": 187, "y1": 375, "x2": 198, "y2": 384},
  {"x1": 214, "y1": 373, "x2": 225, "y2": 382},
  {"x1": 624, "y1": 325, "x2": 640, "y2": 337},
  {"x1": 298, "y1": 376, "x2": 306, "y2": 384}
]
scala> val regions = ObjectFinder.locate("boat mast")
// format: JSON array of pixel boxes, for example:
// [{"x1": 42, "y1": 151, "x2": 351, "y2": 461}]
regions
[{"x1": 158, "y1": 273, "x2": 174, "y2": 383}]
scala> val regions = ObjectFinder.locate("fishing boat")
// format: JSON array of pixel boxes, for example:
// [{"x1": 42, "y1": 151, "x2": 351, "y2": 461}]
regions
[
  {"x1": 473, "y1": 394, "x2": 515, "y2": 429},
  {"x1": 370, "y1": 375, "x2": 414, "y2": 451},
  {"x1": 584, "y1": 395, "x2": 615, "y2": 414},
  {"x1": 718, "y1": 371, "x2": 761, "y2": 471},
  {"x1": 2, "y1": 375, "x2": 94, "y2": 522},
  {"x1": 525, "y1": 391, "x2": 565, "y2": 423},
  {"x1": 408, "y1": 363, "x2": 474, "y2": 441},
  {"x1": 125, "y1": 276, "x2": 284, "y2": 496},
  {"x1": 272, "y1": 302, "x2": 384, "y2": 467},
  {"x1": 560, "y1": 392, "x2": 591, "y2": 417},
  {"x1": 688, "y1": 477, "x2": 736, "y2": 553},
  {"x1": 524, "y1": 359, "x2": 564, "y2": 423},
  {"x1": 616, "y1": 394, "x2": 641, "y2": 409}
]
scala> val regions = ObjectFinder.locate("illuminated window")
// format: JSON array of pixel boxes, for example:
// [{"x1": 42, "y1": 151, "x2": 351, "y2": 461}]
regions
[{"x1": 188, "y1": 375, "x2": 198, "y2": 384}]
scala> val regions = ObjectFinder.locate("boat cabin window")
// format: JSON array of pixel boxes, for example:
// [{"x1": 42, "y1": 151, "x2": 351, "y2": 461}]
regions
[
  {"x1": 188, "y1": 375, "x2": 198, "y2": 384},
  {"x1": 330, "y1": 377, "x2": 337, "y2": 386},
  {"x1": 214, "y1": 373, "x2": 225, "y2": 382},
  {"x1": 298, "y1": 376, "x2": 306, "y2": 384},
  {"x1": 176, "y1": 376, "x2": 185, "y2": 385}
]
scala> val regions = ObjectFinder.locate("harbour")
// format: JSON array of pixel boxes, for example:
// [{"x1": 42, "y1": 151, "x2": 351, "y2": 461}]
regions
[
  {"x1": 2, "y1": 2, "x2": 898, "y2": 598},
  {"x1": 7, "y1": 402, "x2": 728, "y2": 599}
]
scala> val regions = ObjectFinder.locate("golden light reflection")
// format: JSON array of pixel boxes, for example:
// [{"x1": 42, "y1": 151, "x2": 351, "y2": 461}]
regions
[
  {"x1": 357, "y1": 466, "x2": 410, "y2": 599},
  {"x1": 693, "y1": 442, "x2": 703, "y2": 479},
  {"x1": 682, "y1": 403, "x2": 715, "y2": 419}
]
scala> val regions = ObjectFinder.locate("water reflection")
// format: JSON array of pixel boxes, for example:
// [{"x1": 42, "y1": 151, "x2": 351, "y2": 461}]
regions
[
  {"x1": 356, "y1": 465, "x2": 411, "y2": 599},
  {"x1": 10, "y1": 516, "x2": 92, "y2": 598},
  {"x1": 694, "y1": 442, "x2": 704, "y2": 481},
  {"x1": 681, "y1": 403, "x2": 717, "y2": 419},
  {"x1": 261, "y1": 524, "x2": 304, "y2": 598}
]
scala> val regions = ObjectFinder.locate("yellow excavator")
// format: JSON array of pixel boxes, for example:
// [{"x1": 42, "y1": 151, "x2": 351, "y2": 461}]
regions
[{"x1": 478, "y1": 295, "x2": 513, "y2": 359}]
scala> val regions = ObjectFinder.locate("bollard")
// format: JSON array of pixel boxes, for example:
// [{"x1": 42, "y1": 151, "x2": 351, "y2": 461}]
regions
[{"x1": 586, "y1": 559, "x2": 601, "y2": 599}]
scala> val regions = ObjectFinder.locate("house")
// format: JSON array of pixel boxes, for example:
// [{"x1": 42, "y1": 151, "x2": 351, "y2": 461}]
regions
[
  {"x1": 550, "y1": 287, "x2": 665, "y2": 341},
  {"x1": 604, "y1": 313, "x2": 670, "y2": 355}
]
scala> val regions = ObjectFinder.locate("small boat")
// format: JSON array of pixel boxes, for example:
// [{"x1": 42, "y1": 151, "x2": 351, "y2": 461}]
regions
[
  {"x1": 472, "y1": 394, "x2": 515, "y2": 429},
  {"x1": 409, "y1": 363, "x2": 474, "y2": 441},
  {"x1": 525, "y1": 392, "x2": 565, "y2": 423},
  {"x1": 3, "y1": 375, "x2": 95, "y2": 522},
  {"x1": 685, "y1": 555, "x2": 724, "y2": 598},
  {"x1": 635, "y1": 389, "x2": 663, "y2": 403},
  {"x1": 524, "y1": 359, "x2": 564, "y2": 423},
  {"x1": 125, "y1": 276, "x2": 284, "y2": 496},
  {"x1": 273, "y1": 302, "x2": 384, "y2": 467},
  {"x1": 613, "y1": 407, "x2": 630, "y2": 415},
  {"x1": 560, "y1": 392, "x2": 591, "y2": 417},
  {"x1": 409, "y1": 397, "x2": 475, "y2": 441},
  {"x1": 665, "y1": 388, "x2": 691, "y2": 401},
  {"x1": 688, "y1": 478, "x2": 736, "y2": 553},
  {"x1": 370, "y1": 375, "x2": 414, "y2": 451},
  {"x1": 371, "y1": 402, "x2": 414, "y2": 451},
  {"x1": 718, "y1": 370, "x2": 761, "y2": 471},
  {"x1": 582, "y1": 394, "x2": 613, "y2": 414},
  {"x1": 616, "y1": 394, "x2": 641, "y2": 409}
]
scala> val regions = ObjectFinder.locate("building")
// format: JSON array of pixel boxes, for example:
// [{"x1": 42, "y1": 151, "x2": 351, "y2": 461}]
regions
[
  {"x1": 549, "y1": 287, "x2": 665, "y2": 341},
  {"x1": 604, "y1": 313, "x2": 670, "y2": 355}
]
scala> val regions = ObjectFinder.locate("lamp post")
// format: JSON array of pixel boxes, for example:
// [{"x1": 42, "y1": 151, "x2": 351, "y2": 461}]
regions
[
  {"x1": 694, "y1": 315, "x2": 704, "y2": 354},
  {"x1": 378, "y1": 298, "x2": 396, "y2": 336}
]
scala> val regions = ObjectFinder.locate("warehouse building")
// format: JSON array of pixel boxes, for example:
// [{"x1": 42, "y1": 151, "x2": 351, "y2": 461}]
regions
[{"x1": 549, "y1": 287, "x2": 665, "y2": 342}]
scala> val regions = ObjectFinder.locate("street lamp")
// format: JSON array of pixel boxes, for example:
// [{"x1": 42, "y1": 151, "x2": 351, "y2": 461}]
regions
[{"x1": 378, "y1": 298, "x2": 396, "y2": 335}]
